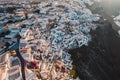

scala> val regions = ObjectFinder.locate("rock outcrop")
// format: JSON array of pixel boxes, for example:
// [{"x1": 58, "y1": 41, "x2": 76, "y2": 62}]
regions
[{"x1": 69, "y1": 20, "x2": 120, "y2": 80}]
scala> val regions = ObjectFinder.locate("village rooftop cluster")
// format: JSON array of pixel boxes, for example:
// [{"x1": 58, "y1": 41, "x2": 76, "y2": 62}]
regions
[{"x1": 0, "y1": 0, "x2": 100, "y2": 80}]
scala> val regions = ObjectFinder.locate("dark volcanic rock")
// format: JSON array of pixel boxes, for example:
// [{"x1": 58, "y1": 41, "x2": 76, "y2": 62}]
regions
[{"x1": 69, "y1": 20, "x2": 120, "y2": 80}]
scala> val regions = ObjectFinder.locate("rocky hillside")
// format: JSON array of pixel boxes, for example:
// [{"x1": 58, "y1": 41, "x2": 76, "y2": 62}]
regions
[{"x1": 69, "y1": 19, "x2": 120, "y2": 80}]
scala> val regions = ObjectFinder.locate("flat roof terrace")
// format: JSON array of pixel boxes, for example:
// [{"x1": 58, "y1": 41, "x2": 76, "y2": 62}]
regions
[
  {"x1": 0, "y1": 69, "x2": 4, "y2": 80},
  {"x1": 0, "y1": 42, "x2": 6, "y2": 48}
]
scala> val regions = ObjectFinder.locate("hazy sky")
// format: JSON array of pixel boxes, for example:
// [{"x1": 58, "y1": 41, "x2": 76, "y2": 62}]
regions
[
  {"x1": 94, "y1": 0, "x2": 120, "y2": 10},
  {"x1": 98, "y1": 0, "x2": 120, "y2": 5}
]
